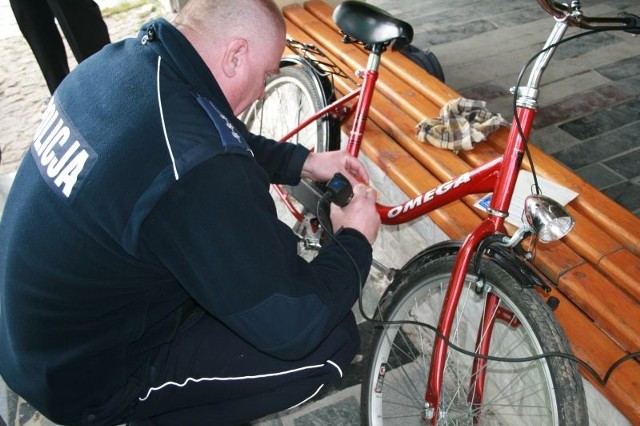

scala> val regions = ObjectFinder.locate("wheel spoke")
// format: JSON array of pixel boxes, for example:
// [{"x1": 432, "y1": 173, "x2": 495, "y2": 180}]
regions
[
  {"x1": 363, "y1": 255, "x2": 586, "y2": 425},
  {"x1": 239, "y1": 66, "x2": 333, "y2": 234}
]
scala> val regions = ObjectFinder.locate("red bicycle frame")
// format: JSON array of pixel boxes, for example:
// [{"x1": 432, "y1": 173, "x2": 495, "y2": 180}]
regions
[
  {"x1": 273, "y1": 15, "x2": 565, "y2": 422},
  {"x1": 349, "y1": 72, "x2": 535, "y2": 422}
]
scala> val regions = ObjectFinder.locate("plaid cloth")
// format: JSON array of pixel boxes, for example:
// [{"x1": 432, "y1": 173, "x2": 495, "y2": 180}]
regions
[{"x1": 416, "y1": 97, "x2": 509, "y2": 152}]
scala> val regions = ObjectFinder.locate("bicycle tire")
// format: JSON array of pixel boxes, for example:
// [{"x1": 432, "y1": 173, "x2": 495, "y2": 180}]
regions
[
  {"x1": 241, "y1": 64, "x2": 335, "y2": 154},
  {"x1": 240, "y1": 64, "x2": 339, "y2": 232},
  {"x1": 400, "y1": 44, "x2": 445, "y2": 83},
  {"x1": 361, "y1": 253, "x2": 588, "y2": 425}
]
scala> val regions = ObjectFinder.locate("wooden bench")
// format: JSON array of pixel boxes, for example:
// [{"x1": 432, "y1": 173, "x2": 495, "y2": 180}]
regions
[{"x1": 282, "y1": 1, "x2": 640, "y2": 423}]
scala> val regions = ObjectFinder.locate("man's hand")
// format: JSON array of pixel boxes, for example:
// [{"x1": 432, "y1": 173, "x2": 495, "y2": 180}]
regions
[
  {"x1": 330, "y1": 184, "x2": 381, "y2": 245},
  {"x1": 301, "y1": 151, "x2": 369, "y2": 187}
]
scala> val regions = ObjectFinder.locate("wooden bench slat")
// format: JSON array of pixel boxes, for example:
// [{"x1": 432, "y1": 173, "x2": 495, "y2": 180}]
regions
[
  {"x1": 457, "y1": 137, "x2": 640, "y2": 293},
  {"x1": 285, "y1": 4, "x2": 638, "y2": 285},
  {"x1": 530, "y1": 241, "x2": 585, "y2": 283},
  {"x1": 355, "y1": 31, "x2": 640, "y2": 256},
  {"x1": 456, "y1": 138, "x2": 629, "y2": 267},
  {"x1": 599, "y1": 250, "x2": 640, "y2": 302},
  {"x1": 298, "y1": 2, "x2": 640, "y2": 270},
  {"x1": 354, "y1": 36, "x2": 640, "y2": 257},
  {"x1": 487, "y1": 130, "x2": 640, "y2": 255},
  {"x1": 284, "y1": 6, "x2": 612, "y2": 294},
  {"x1": 558, "y1": 264, "x2": 640, "y2": 353},
  {"x1": 283, "y1": 8, "x2": 490, "y2": 182},
  {"x1": 284, "y1": 18, "x2": 485, "y2": 241},
  {"x1": 546, "y1": 287, "x2": 640, "y2": 424},
  {"x1": 344, "y1": 104, "x2": 485, "y2": 241},
  {"x1": 303, "y1": 0, "x2": 640, "y2": 256}
]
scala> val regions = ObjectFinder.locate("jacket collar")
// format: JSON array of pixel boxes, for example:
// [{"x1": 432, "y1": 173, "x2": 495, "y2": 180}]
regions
[{"x1": 137, "y1": 18, "x2": 235, "y2": 118}]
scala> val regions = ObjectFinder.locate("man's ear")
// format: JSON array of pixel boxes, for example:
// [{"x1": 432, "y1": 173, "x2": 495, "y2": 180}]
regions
[{"x1": 221, "y1": 38, "x2": 248, "y2": 78}]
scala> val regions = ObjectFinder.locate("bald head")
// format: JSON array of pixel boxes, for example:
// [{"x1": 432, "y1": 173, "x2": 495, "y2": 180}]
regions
[
  {"x1": 174, "y1": 0, "x2": 285, "y2": 51},
  {"x1": 173, "y1": 0, "x2": 286, "y2": 114}
]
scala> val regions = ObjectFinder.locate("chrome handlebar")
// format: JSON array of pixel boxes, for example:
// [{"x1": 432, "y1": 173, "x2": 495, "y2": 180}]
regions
[
  {"x1": 536, "y1": 0, "x2": 640, "y2": 33},
  {"x1": 536, "y1": 0, "x2": 572, "y2": 20}
]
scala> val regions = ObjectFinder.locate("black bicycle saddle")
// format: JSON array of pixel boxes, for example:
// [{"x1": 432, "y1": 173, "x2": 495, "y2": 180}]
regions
[{"x1": 332, "y1": 1, "x2": 413, "y2": 50}]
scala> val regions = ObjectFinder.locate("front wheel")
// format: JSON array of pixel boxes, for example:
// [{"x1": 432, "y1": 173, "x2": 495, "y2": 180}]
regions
[{"x1": 361, "y1": 253, "x2": 588, "y2": 425}]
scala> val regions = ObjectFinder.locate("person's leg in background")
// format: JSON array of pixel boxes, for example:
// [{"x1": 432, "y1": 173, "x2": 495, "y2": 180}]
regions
[
  {"x1": 46, "y1": 0, "x2": 111, "y2": 64},
  {"x1": 9, "y1": 0, "x2": 70, "y2": 93}
]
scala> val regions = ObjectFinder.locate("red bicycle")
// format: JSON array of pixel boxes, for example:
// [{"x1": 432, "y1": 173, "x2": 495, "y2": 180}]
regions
[{"x1": 241, "y1": 1, "x2": 639, "y2": 424}]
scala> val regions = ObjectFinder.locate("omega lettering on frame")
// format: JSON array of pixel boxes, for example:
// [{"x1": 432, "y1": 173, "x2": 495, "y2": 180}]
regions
[{"x1": 387, "y1": 173, "x2": 472, "y2": 219}]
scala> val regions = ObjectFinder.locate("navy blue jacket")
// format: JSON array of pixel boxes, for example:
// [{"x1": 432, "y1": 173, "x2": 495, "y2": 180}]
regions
[{"x1": 0, "y1": 19, "x2": 372, "y2": 424}]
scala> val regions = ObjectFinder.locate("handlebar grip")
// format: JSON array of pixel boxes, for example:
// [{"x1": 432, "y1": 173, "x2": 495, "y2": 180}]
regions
[
  {"x1": 538, "y1": 0, "x2": 640, "y2": 33},
  {"x1": 581, "y1": 12, "x2": 640, "y2": 33},
  {"x1": 619, "y1": 12, "x2": 640, "y2": 34}
]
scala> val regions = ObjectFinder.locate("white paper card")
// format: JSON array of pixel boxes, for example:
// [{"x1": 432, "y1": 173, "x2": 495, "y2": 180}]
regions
[{"x1": 474, "y1": 171, "x2": 578, "y2": 228}]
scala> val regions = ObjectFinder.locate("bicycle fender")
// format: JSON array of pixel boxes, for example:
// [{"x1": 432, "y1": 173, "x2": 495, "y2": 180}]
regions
[
  {"x1": 279, "y1": 55, "x2": 341, "y2": 151},
  {"x1": 377, "y1": 240, "x2": 551, "y2": 315},
  {"x1": 280, "y1": 55, "x2": 333, "y2": 105},
  {"x1": 482, "y1": 243, "x2": 552, "y2": 292}
]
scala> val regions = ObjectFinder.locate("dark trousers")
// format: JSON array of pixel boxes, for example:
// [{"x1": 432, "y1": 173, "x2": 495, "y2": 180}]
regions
[
  {"x1": 119, "y1": 310, "x2": 361, "y2": 426},
  {"x1": 9, "y1": 0, "x2": 110, "y2": 93}
]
